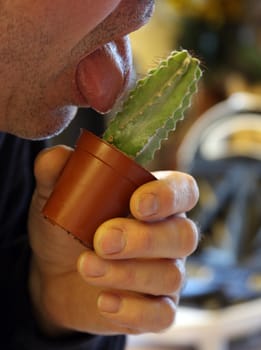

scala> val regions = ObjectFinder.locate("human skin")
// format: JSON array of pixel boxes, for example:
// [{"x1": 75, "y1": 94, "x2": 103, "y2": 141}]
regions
[
  {"x1": 0, "y1": 0, "x2": 153, "y2": 139},
  {"x1": 30, "y1": 148, "x2": 199, "y2": 335},
  {"x1": 0, "y1": 0, "x2": 199, "y2": 335}
]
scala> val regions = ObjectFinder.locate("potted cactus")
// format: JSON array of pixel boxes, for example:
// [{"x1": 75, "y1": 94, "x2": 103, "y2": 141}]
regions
[{"x1": 43, "y1": 50, "x2": 202, "y2": 248}]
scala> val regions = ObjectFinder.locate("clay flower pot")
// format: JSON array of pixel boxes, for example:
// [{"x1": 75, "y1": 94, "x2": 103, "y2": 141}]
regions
[{"x1": 42, "y1": 130, "x2": 155, "y2": 248}]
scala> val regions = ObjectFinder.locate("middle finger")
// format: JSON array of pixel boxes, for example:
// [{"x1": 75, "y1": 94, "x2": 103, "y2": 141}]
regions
[{"x1": 94, "y1": 216, "x2": 198, "y2": 259}]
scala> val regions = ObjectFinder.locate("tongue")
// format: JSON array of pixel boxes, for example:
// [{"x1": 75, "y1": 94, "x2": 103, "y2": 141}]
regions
[{"x1": 76, "y1": 41, "x2": 130, "y2": 113}]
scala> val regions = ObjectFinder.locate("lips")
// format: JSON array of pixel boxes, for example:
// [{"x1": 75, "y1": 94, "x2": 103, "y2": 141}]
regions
[{"x1": 75, "y1": 37, "x2": 132, "y2": 113}]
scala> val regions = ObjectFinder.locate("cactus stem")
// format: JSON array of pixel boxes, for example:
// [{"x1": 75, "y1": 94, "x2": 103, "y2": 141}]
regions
[{"x1": 103, "y1": 50, "x2": 202, "y2": 166}]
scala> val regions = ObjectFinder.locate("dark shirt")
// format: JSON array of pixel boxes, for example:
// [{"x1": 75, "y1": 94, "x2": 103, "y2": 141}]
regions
[{"x1": 0, "y1": 133, "x2": 125, "y2": 349}]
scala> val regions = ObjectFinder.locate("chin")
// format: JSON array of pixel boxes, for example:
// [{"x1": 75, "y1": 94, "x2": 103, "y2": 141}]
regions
[{"x1": 13, "y1": 105, "x2": 78, "y2": 141}]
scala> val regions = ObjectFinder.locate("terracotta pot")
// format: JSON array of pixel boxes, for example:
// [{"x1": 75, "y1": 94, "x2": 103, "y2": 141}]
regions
[{"x1": 42, "y1": 130, "x2": 155, "y2": 248}]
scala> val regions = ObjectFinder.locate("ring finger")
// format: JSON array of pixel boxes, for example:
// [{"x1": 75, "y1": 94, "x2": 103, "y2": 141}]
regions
[{"x1": 78, "y1": 251, "x2": 185, "y2": 296}]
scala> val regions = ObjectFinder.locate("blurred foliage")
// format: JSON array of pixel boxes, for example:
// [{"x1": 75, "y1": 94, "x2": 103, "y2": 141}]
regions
[
  {"x1": 166, "y1": 0, "x2": 261, "y2": 85},
  {"x1": 167, "y1": 0, "x2": 244, "y2": 24}
]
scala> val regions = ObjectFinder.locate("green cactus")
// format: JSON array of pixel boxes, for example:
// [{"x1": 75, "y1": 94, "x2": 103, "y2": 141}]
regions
[{"x1": 103, "y1": 50, "x2": 202, "y2": 166}]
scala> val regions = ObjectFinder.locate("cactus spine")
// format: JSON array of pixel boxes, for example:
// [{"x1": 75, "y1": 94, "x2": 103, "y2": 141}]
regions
[{"x1": 103, "y1": 50, "x2": 202, "y2": 166}]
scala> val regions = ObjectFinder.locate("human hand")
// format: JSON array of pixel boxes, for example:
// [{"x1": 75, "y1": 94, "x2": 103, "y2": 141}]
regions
[{"x1": 28, "y1": 146, "x2": 199, "y2": 336}]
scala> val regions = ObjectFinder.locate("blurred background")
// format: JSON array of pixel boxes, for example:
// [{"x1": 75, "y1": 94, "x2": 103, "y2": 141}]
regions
[
  {"x1": 52, "y1": 1, "x2": 261, "y2": 349},
  {"x1": 128, "y1": 1, "x2": 261, "y2": 349}
]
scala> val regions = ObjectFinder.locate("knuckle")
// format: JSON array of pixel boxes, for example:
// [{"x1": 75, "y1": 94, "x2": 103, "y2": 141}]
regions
[
  {"x1": 186, "y1": 219, "x2": 199, "y2": 255},
  {"x1": 164, "y1": 261, "x2": 183, "y2": 294},
  {"x1": 139, "y1": 226, "x2": 154, "y2": 252},
  {"x1": 189, "y1": 176, "x2": 199, "y2": 204},
  {"x1": 179, "y1": 217, "x2": 199, "y2": 256},
  {"x1": 129, "y1": 308, "x2": 147, "y2": 329},
  {"x1": 187, "y1": 175, "x2": 200, "y2": 209},
  {"x1": 122, "y1": 267, "x2": 136, "y2": 287},
  {"x1": 124, "y1": 297, "x2": 176, "y2": 333},
  {"x1": 157, "y1": 298, "x2": 176, "y2": 331}
]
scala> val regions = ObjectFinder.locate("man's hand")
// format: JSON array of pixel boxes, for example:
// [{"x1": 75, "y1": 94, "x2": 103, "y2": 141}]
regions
[{"x1": 28, "y1": 145, "x2": 199, "y2": 336}]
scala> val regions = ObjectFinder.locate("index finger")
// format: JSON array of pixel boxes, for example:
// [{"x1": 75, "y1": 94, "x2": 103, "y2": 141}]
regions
[{"x1": 130, "y1": 171, "x2": 199, "y2": 222}]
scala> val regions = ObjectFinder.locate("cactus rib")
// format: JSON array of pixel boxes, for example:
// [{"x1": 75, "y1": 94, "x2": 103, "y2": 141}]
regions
[{"x1": 103, "y1": 50, "x2": 202, "y2": 166}]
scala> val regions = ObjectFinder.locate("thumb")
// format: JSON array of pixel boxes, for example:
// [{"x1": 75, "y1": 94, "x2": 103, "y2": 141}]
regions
[{"x1": 34, "y1": 145, "x2": 73, "y2": 200}]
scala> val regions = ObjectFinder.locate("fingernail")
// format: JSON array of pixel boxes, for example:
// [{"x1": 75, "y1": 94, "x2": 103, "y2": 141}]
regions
[
  {"x1": 137, "y1": 193, "x2": 158, "y2": 217},
  {"x1": 79, "y1": 254, "x2": 107, "y2": 277},
  {"x1": 98, "y1": 228, "x2": 126, "y2": 255},
  {"x1": 98, "y1": 293, "x2": 122, "y2": 313}
]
